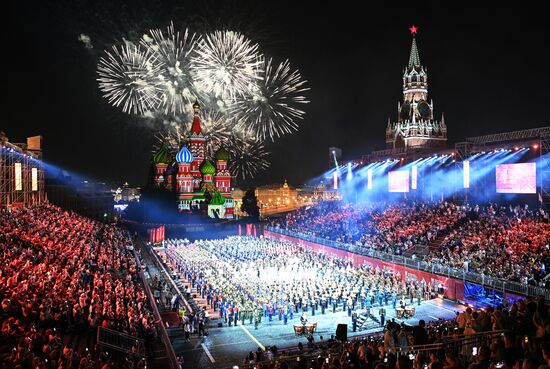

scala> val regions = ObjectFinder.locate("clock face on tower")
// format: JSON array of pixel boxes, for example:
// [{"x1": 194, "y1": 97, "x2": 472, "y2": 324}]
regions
[
  {"x1": 400, "y1": 102, "x2": 411, "y2": 120},
  {"x1": 417, "y1": 100, "x2": 431, "y2": 119}
]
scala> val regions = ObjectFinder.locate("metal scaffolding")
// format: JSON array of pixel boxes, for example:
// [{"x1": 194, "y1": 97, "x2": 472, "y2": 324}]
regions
[
  {"x1": 464, "y1": 126, "x2": 550, "y2": 146},
  {"x1": 361, "y1": 147, "x2": 407, "y2": 163},
  {"x1": 0, "y1": 137, "x2": 44, "y2": 208},
  {"x1": 454, "y1": 141, "x2": 473, "y2": 162}
]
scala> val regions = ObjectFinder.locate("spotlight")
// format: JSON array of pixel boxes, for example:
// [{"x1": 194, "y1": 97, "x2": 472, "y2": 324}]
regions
[
  {"x1": 533, "y1": 144, "x2": 539, "y2": 149},
  {"x1": 451, "y1": 152, "x2": 455, "y2": 156}
]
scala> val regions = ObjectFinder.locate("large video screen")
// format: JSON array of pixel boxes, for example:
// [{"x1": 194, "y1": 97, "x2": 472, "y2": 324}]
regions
[
  {"x1": 496, "y1": 163, "x2": 536, "y2": 194},
  {"x1": 388, "y1": 170, "x2": 409, "y2": 193}
]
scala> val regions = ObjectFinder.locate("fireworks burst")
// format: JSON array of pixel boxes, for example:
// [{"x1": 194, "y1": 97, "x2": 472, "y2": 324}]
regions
[
  {"x1": 226, "y1": 134, "x2": 270, "y2": 181},
  {"x1": 97, "y1": 42, "x2": 163, "y2": 114},
  {"x1": 152, "y1": 128, "x2": 183, "y2": 154},
  {"x1": 99, "y1": 24, "x2": 309, "y2": 179},
  {"x1": 191, "y1": 30, "x2": 264, "y2": 106},
  {"x1": 230, "y1": 58, "x2": 309, "y2": 141},
  {"x1": 152, "y1": 109, "x2": 234, "y2": 156},
  {"x1": 141, "y1": 23, "x2": 200, "y2": 115},
  {"x1": 200, "y1": 110, "x2": 234, "y2": 156}
]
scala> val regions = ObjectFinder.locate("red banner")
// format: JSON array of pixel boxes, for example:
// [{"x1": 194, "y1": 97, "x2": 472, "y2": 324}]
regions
[{"x1": 149, "y1": 225, "x2": 165, "y2": 244}]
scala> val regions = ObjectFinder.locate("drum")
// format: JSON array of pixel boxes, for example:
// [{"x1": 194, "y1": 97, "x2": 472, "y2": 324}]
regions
[
  {"x1": 395, "y1": 308, "x2": 404, "y2": 317},
  {"x1": 305, "y1": 325, "x2": 315, "y2": 333},
  {"x1": 294, "y1": 325, "x2": 303, "y2": 334},
  {"x1": 405, "y1": 307, "x2": 415, "y2": 316}
]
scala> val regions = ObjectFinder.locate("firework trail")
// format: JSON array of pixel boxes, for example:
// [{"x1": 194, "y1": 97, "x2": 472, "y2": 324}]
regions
[
  {"x1": 191, "y1": 30, "x2": 264, "y2": 107},
  {"x1": 230, "y1": 58, "x2": 309, "y2": 141},
  {"x1": 200, "y1": 110, "x2": 234, "y2": 156},
  {"x1": 97, "y1": 41, "x2": 163, "y2": 114},
  {"x1": 226, "y1": 134, "x2": 270, "y2": 181},
  {"x1": 141, "y1": 22, "x2": 200, "y2": 115}
]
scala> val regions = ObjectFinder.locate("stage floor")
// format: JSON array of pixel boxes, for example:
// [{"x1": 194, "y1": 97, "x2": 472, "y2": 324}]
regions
[{"x1": 173, "y1": 298, "x2": 467, "y2": 369}]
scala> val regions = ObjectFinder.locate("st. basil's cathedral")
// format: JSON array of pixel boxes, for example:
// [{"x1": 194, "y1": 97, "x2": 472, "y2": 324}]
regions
[{"x1": 152, "y1": 101, "x2": 234, "y2": 219}]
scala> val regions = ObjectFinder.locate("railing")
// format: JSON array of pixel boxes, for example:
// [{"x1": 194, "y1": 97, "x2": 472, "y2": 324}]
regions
[
  {"x1": 396, "y1": 329, "x2": 506, "y2": 359},
  {"x1": 97, "y1": 327, "x2": 146, "y2": 357},
  {"x1": 265, "y1": 227, "x2": 550, "y2": 300},
  {"x1": 132, "y1": 243, "x2": 180, "y2": 369},
  {"x1": 219, "y1": 328, "x2": 508, "y2": 369},
  {"x1": 148, "y1": 243, "x2": 193, "y2": 315}
]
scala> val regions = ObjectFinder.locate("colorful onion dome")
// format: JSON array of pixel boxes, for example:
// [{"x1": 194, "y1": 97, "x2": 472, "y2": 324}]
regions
[
  {"x1": 210, "y1": 191, "x2": 226, "y2": 205},
  {"x1": 153, "y1": 144, "x2": 172, "y2": 164},
  {"x1": 175, "y1": 145, "x2": 194, "y2": 163},
  {"x1": 200, "y1": 159, "x2": 216, "y2": 175},
  {"x1": 215, "y1": 147, "x2": 230, "y2": 162}
]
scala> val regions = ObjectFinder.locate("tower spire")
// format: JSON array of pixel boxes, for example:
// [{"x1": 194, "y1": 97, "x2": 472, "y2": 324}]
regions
[
  {"x1": 190, "y1": 100, "x2": 202, "y2": 135},
  {"x1": 386, "y1": 26, "x2": 447, "y2": 151},
  {"x1": 408, "y1": 26, "x2": 421, "y2": 67}
]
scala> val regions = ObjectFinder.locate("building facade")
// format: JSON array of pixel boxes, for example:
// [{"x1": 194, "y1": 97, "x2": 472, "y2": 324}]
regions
[
  {"x1": 152, "y1": 102, "x2": 234, "y2": 219},
  {"x1": 386, "y1": 27, "x2": 447, "y2": 150}
]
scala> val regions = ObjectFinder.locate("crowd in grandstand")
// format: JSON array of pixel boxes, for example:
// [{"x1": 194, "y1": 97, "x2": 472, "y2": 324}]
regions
[
  {"x1": 165, "y1": 237, "x2": 431, "y2": 328},
  {"x1": 272, "y1": 202, "x2": 465, "y2": 255},
  {"x1": 0, "y1": 205, "x2": 154, "y2": 369},
  {"x1": 271, "y1": 201, "x2": 550, "y2": 285},
  {"x1": 3, "y1": 199, "x2": 550, "y2": 369},
  {"x1": 425, "y1": 204, "x2": 550, "y2": 284},
  {"x1": 240, "y1": 295, "x2": 550, "y2": 369}
]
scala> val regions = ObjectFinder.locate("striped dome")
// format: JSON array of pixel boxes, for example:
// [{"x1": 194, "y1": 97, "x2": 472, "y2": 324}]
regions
[
  {"x1": 200, "y1": 160, "x2": 216, "y2": 175},
  {"x1": 153, "y1": 144, "x2": 172, "y2": 164},
  {"x1": 215, "y1": 147, "x2": 230, "y2": 162},
  {"x1": 176, "y1": 146, "x2": 194, "y2": 163}
]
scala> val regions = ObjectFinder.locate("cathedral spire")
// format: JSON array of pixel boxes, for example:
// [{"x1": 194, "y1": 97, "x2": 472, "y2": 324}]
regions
[
  {"x1": 408, "y1": 25, "x2": 421, "y2": 67},
  {"x1": 190, "y1": 100, "x2": 202, "y2": 135}
]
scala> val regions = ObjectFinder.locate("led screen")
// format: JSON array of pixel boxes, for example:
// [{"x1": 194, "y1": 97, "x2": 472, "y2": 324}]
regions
[
  {"x1": 388, "y1": 170, "x2": 409, "y2": 193},
  {"x1": 411, "y1": 165, "x2": 418, "y2": 190},
  {"x1": 32, "y1": 167, "x2": 38, "y2": 191},
  {"x1": 463, "y1": 160, "x2": 470, "y2": 189},
  {"x1": 15, "y1": 163, "x2": 22, "y2": 191},
  {"x1": 367, "y1": 168, "x2": 373, "y2": 190},
  {"x1": 496, "y1": 163, "x2": 536, "y2": 194}
]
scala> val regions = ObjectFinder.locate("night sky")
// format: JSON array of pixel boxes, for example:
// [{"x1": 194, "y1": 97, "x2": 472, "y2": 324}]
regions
[{"x1": 5, "y1": 1, "x2": 549, "y2": 187}]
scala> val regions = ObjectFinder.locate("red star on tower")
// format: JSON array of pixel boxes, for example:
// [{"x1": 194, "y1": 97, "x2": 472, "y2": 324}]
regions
[{"x1": 409, "y1": 25, "x2": 418, "y2": 35}]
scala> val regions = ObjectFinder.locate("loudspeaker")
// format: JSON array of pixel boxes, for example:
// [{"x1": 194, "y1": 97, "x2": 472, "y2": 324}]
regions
[{"x1": 336, "y1": 323, "x2": 347, "y2": 342}]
